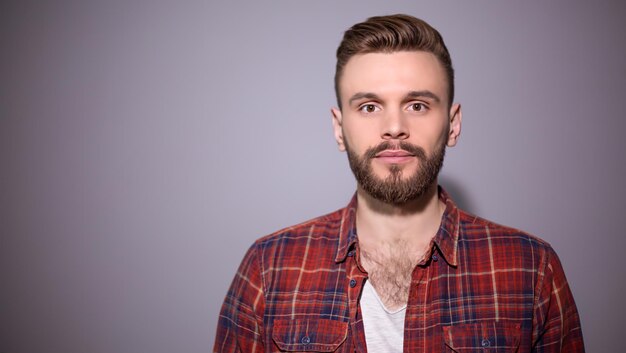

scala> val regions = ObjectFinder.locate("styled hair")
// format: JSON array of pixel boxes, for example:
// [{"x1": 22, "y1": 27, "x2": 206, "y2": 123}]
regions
[{"x1": 334, "y1": 14, "x2": 454, "y2": 108}]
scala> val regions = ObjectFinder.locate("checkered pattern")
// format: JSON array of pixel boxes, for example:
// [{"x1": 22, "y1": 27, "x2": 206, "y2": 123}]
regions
[{"x1": 214, "y1": 188, "x2": 584, "y2": 352}]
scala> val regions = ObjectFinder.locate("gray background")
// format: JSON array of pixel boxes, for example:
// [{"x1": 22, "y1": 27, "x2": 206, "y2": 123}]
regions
[{"x1": 1, "y1": 1, "x2": 624, "y2": 352}]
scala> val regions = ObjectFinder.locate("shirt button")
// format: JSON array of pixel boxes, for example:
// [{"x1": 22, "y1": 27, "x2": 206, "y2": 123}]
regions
[
  {"x1": 432, "y1": 254, "x2": 439, "y2": 262},
  {"x1": 347, "y1": 250, "x2": 355, "y2": 257},
  {"x1": 349, "y1": 279, "x2": 357, "y2": 288},
  {"x1": 301, "y1": 335, "x2": 311, "y2": 344},
  {"x1": 481, "y1": 338, "x2": 491, "y2": 347}
]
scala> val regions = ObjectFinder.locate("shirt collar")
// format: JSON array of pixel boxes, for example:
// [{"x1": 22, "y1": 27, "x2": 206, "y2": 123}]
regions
[
  {"x1": 334, "y1": 194, "x2": 359, "y2": 263},
  {"x1": 334, "y1": 186, "x2": 460, "y2": 267},
  {"x1": 433, "y1": 186, "x2": 460, "y2": 267}
]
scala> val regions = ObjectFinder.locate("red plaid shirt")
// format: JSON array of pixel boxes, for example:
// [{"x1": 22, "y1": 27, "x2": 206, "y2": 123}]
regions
[{"x1": 214, "y1": 188, "x2": 584, "y2": 352}]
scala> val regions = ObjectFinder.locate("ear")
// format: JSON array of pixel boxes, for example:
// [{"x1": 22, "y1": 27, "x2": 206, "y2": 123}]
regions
[
  {"x1": 446, "y1": 103, "x2": 462, "y2": 147},
  {"x1": 331, "y1": 107, "x2": 346, "y2": 152}
]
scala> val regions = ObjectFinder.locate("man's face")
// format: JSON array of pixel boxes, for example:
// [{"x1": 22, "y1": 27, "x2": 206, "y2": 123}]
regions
[{"x1": 332, "y1": 51, "x2": 462, "y2": 205}]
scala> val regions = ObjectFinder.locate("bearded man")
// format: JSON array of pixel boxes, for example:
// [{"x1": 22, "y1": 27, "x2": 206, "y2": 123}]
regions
[{"x1": 214, "y1": 14, "x2": 584, "y2": 352}]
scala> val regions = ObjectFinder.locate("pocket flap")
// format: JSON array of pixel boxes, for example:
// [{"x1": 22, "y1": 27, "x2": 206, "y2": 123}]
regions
[
  {"x1": 443, "y1": 321, "x2": 521, "y2": 352},
  {"x1": 272, "y1": 318, "x2": 348, "y2": 352}
]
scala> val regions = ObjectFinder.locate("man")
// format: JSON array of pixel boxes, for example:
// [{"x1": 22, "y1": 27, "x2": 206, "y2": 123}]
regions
[{"x1": 214, "y1": 14, "x2": 584, "y2": 352}]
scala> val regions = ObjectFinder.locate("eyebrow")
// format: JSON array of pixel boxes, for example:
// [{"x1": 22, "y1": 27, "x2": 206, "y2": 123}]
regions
[
  {"x1": 348, "y1": 92, "x2": 381, "y2": 106},
  {"x1": 406, "y1": 90, "x2": 441, "y2": 103},
  {"x1": 348, "y1": 90, "x2": 441, "y2": 106}
]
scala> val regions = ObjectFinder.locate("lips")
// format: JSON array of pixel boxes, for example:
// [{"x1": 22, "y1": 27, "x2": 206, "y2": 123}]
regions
[
  {"x1": 363, "y1": 141, "x2": 427, "y2": 162},
  {"x1": 373, "y1": 149, "x2": 416, "y2": 165},
  {"x1": 375, "y1": 150, "x2": 415, "y2": 158}
]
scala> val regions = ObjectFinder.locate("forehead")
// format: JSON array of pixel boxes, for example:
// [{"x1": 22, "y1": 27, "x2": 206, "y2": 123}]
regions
[{"x1": 339, "y1": 51, "x2": 448, "y2": 103}]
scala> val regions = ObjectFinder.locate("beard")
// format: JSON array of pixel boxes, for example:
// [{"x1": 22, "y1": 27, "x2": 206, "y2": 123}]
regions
[{"x1": 345, "y1": 138, "x2": 446, "y2": 206}]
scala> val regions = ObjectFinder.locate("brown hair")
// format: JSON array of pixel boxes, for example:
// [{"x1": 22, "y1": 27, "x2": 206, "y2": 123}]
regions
[{"x1": 334, "y1": 14, "x2": 454, "y2": 108}]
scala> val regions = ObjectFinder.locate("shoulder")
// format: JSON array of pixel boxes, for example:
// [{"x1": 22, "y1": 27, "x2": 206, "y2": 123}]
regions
[
  {"x1": 246, "y1": 206, "x2": 348, "y2": 264},
  {"x1": 255, "y1": 206, "x2": 345, "y2": 246},
  {"x1": 456, "y1": 209, "x2": 556, "y2": 259},
  {"x1": 238, "y1": 206, "x2": 351, "y2": 298}
]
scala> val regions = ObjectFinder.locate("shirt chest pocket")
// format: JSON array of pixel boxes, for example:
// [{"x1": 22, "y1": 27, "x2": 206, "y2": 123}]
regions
[
  {"x1": 272, "y1": 318, "x2": 348, "y2": 352},
  {"x1": 443, "y1": 321, "x2": 521, "y2": 352}
]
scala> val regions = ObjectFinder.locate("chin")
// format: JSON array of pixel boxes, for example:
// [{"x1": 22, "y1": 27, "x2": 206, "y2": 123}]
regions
[{"x1": 378, "y1": 164, "x2": 417, "y2": 177}]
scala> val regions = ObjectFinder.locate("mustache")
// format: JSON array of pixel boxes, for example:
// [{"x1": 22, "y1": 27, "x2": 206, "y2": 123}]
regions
[{"x1": 364, "y1": 141, "x2": 427, "y2": 160}]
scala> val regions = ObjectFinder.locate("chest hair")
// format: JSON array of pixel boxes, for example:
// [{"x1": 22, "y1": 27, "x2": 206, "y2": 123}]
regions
[{"x1": 360, "y1": 241, "x2": 427, "y2": 310}]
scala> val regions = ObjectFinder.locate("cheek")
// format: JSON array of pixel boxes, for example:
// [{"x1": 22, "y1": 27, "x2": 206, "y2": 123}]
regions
[
  {"x1": 408, "y1": 119, "x2": 449, "y2": 145},
  {"x1": 342, "y1": 123, "x2": 378, "y2": 150}
]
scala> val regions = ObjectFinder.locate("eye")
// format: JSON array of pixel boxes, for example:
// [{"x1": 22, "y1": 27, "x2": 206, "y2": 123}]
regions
[
  {"x1": 358, "y1": 104, "x2": 380, "y2": 113},
  {"x1": 408, "y1": 102, "x2": 427, "y2": 112}
]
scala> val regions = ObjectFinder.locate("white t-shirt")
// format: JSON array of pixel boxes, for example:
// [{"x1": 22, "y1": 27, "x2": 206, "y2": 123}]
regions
[{"x1": 360, "y1": 280, "x2": 406, "y2": 352}]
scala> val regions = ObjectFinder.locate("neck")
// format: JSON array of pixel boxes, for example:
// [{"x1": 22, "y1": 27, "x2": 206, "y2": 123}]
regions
[{"x1": 355, "y1": 182, "x2": 445, "y2": 251}]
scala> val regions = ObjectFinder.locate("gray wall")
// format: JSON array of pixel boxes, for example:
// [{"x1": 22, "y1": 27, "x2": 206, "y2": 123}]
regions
[{"x1": 1, "y1": 1, "x2": 624, "y2": 352}]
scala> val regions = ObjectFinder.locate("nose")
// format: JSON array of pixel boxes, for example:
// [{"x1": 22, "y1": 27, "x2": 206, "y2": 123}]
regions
[{"x1": 381, "y1": 110, "x2": 409, "y2": 140}]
